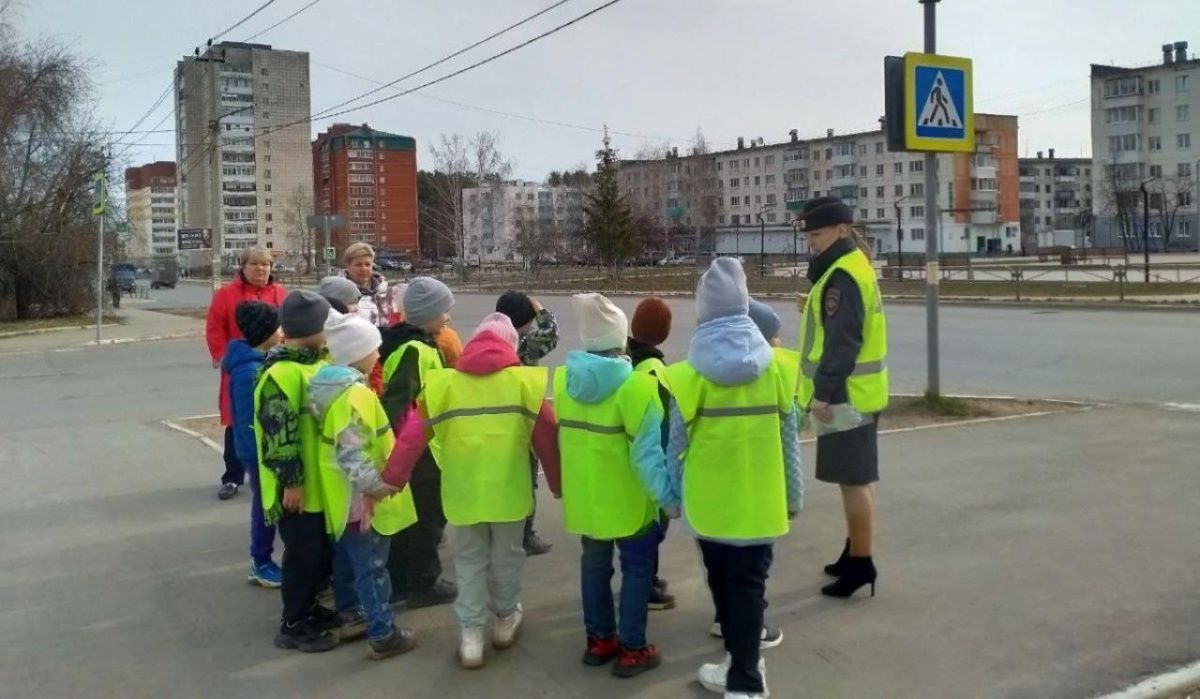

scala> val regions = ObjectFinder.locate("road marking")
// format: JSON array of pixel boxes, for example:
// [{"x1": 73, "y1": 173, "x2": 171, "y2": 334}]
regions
[
  {"x1": 1095, "y1": 659, "x2": 1200, "y2": 699},
  {"x1": 161, "y1": 418, "x2": 223, "y2": 454},
  {"x1": 1162, "y1": 402, "x2": 1200, "y2": 412}
]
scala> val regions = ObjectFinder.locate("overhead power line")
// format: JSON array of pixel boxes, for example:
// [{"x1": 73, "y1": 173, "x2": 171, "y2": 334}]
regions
[
  {"x1": 243, "y1": 0, "x2": 325, "y2": 41},
  {"x1": 210, "y1": 0, "x2": 280, "y2": 43}
]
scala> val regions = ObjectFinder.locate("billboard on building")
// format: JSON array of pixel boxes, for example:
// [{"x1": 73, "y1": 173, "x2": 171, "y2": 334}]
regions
[{"x1": 177, "y1": 228, "x2": 209, "y2": 251}]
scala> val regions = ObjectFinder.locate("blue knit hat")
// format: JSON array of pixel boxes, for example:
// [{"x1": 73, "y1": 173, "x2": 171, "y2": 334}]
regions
[{"x1": 748, "y1": 298, "x2": 781, "y2": 341}]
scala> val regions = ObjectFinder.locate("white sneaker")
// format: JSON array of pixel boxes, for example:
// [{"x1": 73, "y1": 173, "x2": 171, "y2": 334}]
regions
[
  {"x1": 459, "y1": 627, "x2": 485, "y2": 669},
  {"x1": 492, "y1": 603, "x2": 523, "y2": 650},
  {"x1": 726, "y1": 693, "x2": 767, "y2": 699},
  {"x1": 708, "y1": 624, "x2": 785, "y2": 650},
  {"x1": 697, "y1": 655, "x2": 769, "y2": 697}
]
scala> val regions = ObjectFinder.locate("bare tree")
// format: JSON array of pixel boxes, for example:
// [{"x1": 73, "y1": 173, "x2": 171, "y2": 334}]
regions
[
  {"x1": 1152, "y1": 175, "x2": 1192, "y2": 251},
  {"x1": 422, "y1": 131, "x2": 511, "y2": 277},
  {"x1": 1100, "y1": 156, "x2": 1141, "y2": 251},
  {"x1": 513, "y1": 217, "x2": 558, "y2": 275},
  {"x1": 682, "y1": 128, "x2": 721, "y2": 253},
  {"x1": 282, "y1": 183, "x2": 314, "y2": 273}
]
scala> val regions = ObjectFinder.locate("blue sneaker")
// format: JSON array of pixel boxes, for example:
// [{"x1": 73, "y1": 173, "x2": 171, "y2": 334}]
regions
[{"x1": 249, "y1": 560, "x2": 282, "y2": 588}]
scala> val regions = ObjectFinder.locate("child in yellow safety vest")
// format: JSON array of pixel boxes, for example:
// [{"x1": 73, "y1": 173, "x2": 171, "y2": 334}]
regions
[
  {"x1": 557, "y1": 293, "x2": 678, "y2": 679},
  {"x1": 307, "y1": 310, "x2": 420, "y2": 661},
  {"x1": 385, "y1": 313, "x2": 560, "y2": 669}
]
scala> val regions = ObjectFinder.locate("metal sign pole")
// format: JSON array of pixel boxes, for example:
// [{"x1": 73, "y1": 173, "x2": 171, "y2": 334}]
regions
[{"x1": 922, "y1": 0, "x2": 941, "y2": 397}]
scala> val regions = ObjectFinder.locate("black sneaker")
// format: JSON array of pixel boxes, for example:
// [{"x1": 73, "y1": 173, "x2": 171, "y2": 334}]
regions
[
  {"x1": 338, "y1": 609, "x2": 368, "y2": 642},
  {"x1": 274, "y1": 619, "x2": 338, "y2": 653},
  {"x1": 217, "y1": 483, "x2": 239, "y2": 500},
  {"x1": 367, "y1": 626, "x2": 418, "y2": 660},
  {"x1": 648, "y1": 587, "x2": 676, "y2": 611},
  {"x1": 523, "y1": 533, "x2": 553, "y2": 556},
  {"x1": 406, "y1": 579, "x2": 457, "y2": 609},
  {"x1": 309, "y1": 605, "x2": 341, "y2": 632}
]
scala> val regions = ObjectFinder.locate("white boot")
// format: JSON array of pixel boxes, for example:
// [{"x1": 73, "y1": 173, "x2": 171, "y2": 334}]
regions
[
  {"x1": 492, "y1": 603, "x2": 523, "y2": 649},
  {"x1": 459, "y1": 627, "x2": 485, "y2": 669},
  {"x1": 698, "y1": 654, "x2": 769, "y2": 697}
]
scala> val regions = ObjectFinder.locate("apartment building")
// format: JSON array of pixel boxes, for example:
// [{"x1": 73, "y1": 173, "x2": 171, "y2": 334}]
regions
[
  {"x1": 1019, "y1": 150, "x2": 1093, "y2": 250},
  {"x1": 461, "y1": 181, "x2": 585, "y2": 263},
  {"x1": 1090, "y1": 40, "x2": 1200, "y2": 251},
  {"x1": 175, "y1": 41, "x2": 312, "y2": 258},
  {"x1": 124, "y1": 161, "x2": 178, "y2": 259},
  {"x1": 313, "y1": 123, "x2": 419, "y2": 256},
  {"x1": 619, "y1": 114, "x2": 1021, "y2": 257}
]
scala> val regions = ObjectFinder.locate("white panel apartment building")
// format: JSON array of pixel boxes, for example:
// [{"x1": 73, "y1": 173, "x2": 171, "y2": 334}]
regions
[
  {"x1": 622, "y1": 115, "x2": 1022, "y2": 258},
  {"x1": 175, "y1": 42, "x2": 312, "y2": 258},
  {"x1": 124, "y1": 161, "x2": 178, "y2": 259},
  {"x1": 461, "y1": 182, "x2": 585, "y2": 263},
  {"x1": 1090, "y1": 41, "x2": 1200, "y2": 251},
  {"x1": 1019, "y1": 150, "x2": 1093, "y2": 250}
]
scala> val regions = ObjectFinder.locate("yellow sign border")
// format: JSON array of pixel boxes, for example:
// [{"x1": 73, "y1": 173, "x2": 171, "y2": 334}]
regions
[{"x1": 904, "y1": 52, "x2": 974, "y2": 153}]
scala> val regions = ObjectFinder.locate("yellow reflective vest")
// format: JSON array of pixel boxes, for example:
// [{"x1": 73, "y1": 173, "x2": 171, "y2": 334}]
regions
[
  {"x1": 422, "y1": 366, "x2": 548, "y2": 526},
  {"x1": 254, "y1": 359, "x2": 326, "y2": 519},
  {"x1": 317, "y1": 382, "x2": 418, "y2": 539},
  {"x1": 797, "y1": 248, "x2": 889, "y2": 414}
]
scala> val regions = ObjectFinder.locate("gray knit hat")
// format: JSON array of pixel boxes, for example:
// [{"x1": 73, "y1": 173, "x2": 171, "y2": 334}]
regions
[
  {"x1": 748, "y1": 298, "x2": 781, "y2": 341},
  {"x1": 403, "y1": 277, "x2": 455, "y2": 327},
  {"x1": 696, "y1": 257, "x2": 749, "y2": 323},
  {"x1": 280, "y1": 290, "x2": 330, "y2": 339},
  {"x1": 317, "y1": 276, "x2": 361, "y2": 311}
]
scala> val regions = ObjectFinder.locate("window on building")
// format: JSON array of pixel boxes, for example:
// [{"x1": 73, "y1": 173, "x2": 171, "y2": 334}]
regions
[
  {"x1": 826, "y1": 148, "x2": 833, "y2": 159},
  {"x1": 1179, "y1": 162, "x2": 1193, "y2": 178},
  {"x1": 730, "y1": 177, "x2": 739, "y2": 188},
  {"x1": 860, "y1": 187, "x2": 869, "y2": 197},
  {"x1": 264, "y1": 169, "x2": 271, "y2": 179},
  {"x1": 1148, "y1": 79, "x2": 1161, "y2": 95},
  {"x1": 894, "y1": 184, "x2": 903, "y2": 196},
  {"x1": 1149, "y1": 108, "x2": 1160, "y2": 124},
  {"x1": 910, "y1": 183, "x2": 924, "y2": 196},
  {"x1": 765, "y1": 155, "x2": 775, "y2": 166},
  {"x1": 911, "y1": 228, "x2": 925, "y2": 240},
  {"x1": 730, "y1": 196, "x2": 738, "y2": 206},
  {"x1": 754, "y1": 176, "x2": 761, "y2": 185},
  {"x1": 814, "y1": 171, "x2": 821, "y2": 181},
  {"x1": 1177, "y1": 74, "x2": 1190, "y2": 93},
  {"x1": 766, "y1": 193, "x2": 777, "y2": 205},
  {"x1": 812, "y1": 150, "x2": 820, "y2": 162},
  {"x1": 718, "y1": 214, "x2": 726, "y2": 224},
  {"x1": 910, "y1": 205, "x2": 925, "y2": 217},
  {"x1": 877, "y1": 208, "x2": 886, "y2": 218},
  {"x1": 260, "y1": 68, "x2": 268, "y2": 76},
  {"x1": 743, "y1": 196, "x2": 750, "y2": 205},
  {"x1": 1104, "y1": 106, "x2": 1141, "y2": 124},
  {"x1": 754, "y1": 157, "x2": 760, "y2": 167},
  {"x1": 765, "y1": 174, "x2": 775, "y2": 185},
  {"x1": 859, "y1": 208, "x2": 869, "y2": 219},
  {"x1": 876, "y1": 186, "x2": 885, "y2": 197},
  {"x1": 1109, "y1": 134, "x2": 1140, "y2": 152},
  {"x1": 894, "y1": 162, "x2": 903, "y2": 174},
  {"x1": 1178, "y1": 133, "x2": 1192, "y2": 149},
  {"x1": 755, "y1": 195, "x2": 762, "y2": 204},
  {"x1": 1179, "y1": 190, "x2": 1194, "y2": 207},
  {"x1": 1178, "y1": 105, "x2": 1191, "y2": 122},
  {"x1": 1150, "y1": 164, "x2": 1164, "y2": 178},
  {"x1": 876, "y1": 164, "x2": 884, "y2": 176},
  {"x1": 265, "y1": 227, "x2": 272, "y2": 236},
  {"x1": 910, "y1": 160, "x2": 924, "y2": 173},
  {"x1": 857, "y1": 166, "x2": 865, "y2": 177},
  {"x1": 1149, "y1": 136, "x2": 1163, "y2": 151},
  {"x1": 744, "y1": 214, "x2": 752, "y2": 224},
  {"x1": 767, "y1": 212, "x2": 777, "y2": 223},
  {"x1": 1104, "y1": 76, "x2": 1142, "y2": 97}
]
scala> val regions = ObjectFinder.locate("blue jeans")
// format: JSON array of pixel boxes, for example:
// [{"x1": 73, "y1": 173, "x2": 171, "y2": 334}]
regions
[
  {"x1": 580, "y1": 523, "x2": 659, "y2": 649},
  {"x1": 332, "y1": 525, "x2": 394, "y2": 641}
]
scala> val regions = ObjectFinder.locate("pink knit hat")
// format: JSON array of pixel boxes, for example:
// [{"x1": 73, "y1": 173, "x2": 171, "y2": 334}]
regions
[{"x1": 471, "y1": 312, "x2": 519, "y2": 350}]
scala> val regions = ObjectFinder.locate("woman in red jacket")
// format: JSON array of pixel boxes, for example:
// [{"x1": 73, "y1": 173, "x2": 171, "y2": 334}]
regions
[{"x1": 205, "y1": 245, "x2": 287, "y2": 500}]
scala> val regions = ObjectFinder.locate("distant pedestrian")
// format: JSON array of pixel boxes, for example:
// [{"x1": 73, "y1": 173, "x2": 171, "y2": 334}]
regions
[
  {"x1": 495, "y1": 290, "x2": 560, "y2": 556},
  {"x1": 627, "y1": 296, "x2": 677, "y2": 612},
  {"x1": 308, "y1": 310, "x2": 419, "y2": 661},
  {"x1": 340, "y1": 242, "x2": 393, "y2": 328},
  {"x1": 207, "y1": 245, "x2": 287, "y2": 501},
  {"x1": 387, "y1": 313, "x2": 560, "y2": 668},
  {"x1": 667, "y1": 257, "x2": 803, "y2": 698},
  {"x1": 797, "y1": 196, "x2": 889, "y2": 599},
  {"x1": 224, "y1": 301, "x2": 284, "y2": 589}
]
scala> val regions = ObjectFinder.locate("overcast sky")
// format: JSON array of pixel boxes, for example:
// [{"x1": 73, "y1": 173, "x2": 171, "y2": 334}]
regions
[{"x1": 16, "y1": 0, "x2": 1200, "y2": 179}]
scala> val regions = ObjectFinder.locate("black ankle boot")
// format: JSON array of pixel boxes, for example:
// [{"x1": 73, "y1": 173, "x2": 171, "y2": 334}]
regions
[
  {"x1": 821, "y1": 556, "x2": 877, "y2": 599},
  {"x1": 823, "y1": 538, "x2": 850, "y2": 577}
]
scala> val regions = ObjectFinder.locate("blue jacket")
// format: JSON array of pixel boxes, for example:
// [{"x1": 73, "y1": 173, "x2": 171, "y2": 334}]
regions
[
  {"x1": 562, "y1": 350, "x2": 678, "y2": 510},
  {"x1": 223, "y1": 339, "x2": 266, "y2": 469},
  {"x1": 666, "y1": 314, "x2": 804, "y2": 545}
]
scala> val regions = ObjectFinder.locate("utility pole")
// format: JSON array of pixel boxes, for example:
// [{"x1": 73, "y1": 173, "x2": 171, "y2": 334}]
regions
[
  {"x1": 324, "y1": 217, "x2": 333, "y2": 276},
  {"x1": 920, "y1": 0, "x2": 941, "y2": 396},
  {"x1": 93, "y1": 148, "x2": 108, "y2": 344},
  {"x1": 1141, "y1": 176, "x2": 1157, "y2": 282},
  {"x1": 756, "y1": 211, "x2": 766, "y2": 276},
  {"x1": 894, "y1": 194, "x2": 908, "y2": 279}
]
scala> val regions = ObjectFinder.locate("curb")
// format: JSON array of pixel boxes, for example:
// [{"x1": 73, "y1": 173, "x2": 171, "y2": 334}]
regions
[
  {"x1": 1095, "y1": 660, "x2": 1200, "y2": 699},
  {"x1": 0, "y1": 322, "x2": 121, "y2": 339},
  {"x1": 82, "y1": 330, "x2": 203, "y2": 346},
  {"x1": 161, "y1": 418, "x2": 223, "y2": 455}
]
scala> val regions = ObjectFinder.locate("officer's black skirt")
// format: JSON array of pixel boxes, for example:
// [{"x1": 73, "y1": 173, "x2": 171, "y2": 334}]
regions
[{"x1": 814, "y1": 417, "x2": 879, "y2": 486}]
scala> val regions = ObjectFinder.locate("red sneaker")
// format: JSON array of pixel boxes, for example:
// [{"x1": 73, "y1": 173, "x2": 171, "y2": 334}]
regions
[
  {"x1": 582, "y1": 634, "x2": 620, "y2": 666},
  {"x1": 611, "y1": 644, "x2": 662, "y2": 678}
]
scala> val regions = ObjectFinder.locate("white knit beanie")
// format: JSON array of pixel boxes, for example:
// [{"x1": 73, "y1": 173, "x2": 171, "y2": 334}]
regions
[
  {"x1": 325, "y1": 309, "x2": 382, "y2": 367},
  {"x1": 471, "y1": 312, "x2": 519, "y2": 351},
  {"x1": 573, "y1": 293, "x2": 628, "y2": 352},
  {"x1": 696, "y1": 257, "x2": 749, "y2": 322}
]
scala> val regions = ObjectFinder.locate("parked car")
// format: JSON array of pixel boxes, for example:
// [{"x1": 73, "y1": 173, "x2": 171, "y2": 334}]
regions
[
  {"x1": 150, "y1": 258, "x2": 178, "y2": 289},
  {"x1": 112, "y1": 262, "x2": 137, "y2": 293}
]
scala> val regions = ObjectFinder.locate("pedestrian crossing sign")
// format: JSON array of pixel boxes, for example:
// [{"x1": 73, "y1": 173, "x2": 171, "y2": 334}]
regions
[{"x1": 904, "y1": 52, "x2": 973, "y2": 152}]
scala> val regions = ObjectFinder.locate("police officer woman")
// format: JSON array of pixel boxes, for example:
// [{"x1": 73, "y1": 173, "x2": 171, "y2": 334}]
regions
[{"x1": 796, "y1": 196, "x2": 888, "y2": 599}]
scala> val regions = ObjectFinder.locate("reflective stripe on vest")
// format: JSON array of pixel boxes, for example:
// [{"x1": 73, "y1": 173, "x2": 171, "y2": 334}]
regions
[
  {"x1": 253, "y1": 359, "x2": 327, "y2": 519},
  {"x1": 554, "y1": 365, "x2": 660, "y2": 540},
  {"x1": 797, "y1": 248, "x2": 889, "y2": 414},
  {"x1": 664, "y1": 360, "x2": 790, "y2": 540},
  {"x1": 381, "y1": 339, "x2": 443, "y2": 389},
  {"x1": 317, "y1": 383, "x2": 418, "y2": 539},
  {"x1": 422, "y1": 367, "x2": 548, "y2": 527}
]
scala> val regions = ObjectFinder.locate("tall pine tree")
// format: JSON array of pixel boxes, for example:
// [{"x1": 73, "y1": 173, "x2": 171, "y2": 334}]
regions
[{"x1": 584, "y1": 128, "x2": 638, "y2": 280}]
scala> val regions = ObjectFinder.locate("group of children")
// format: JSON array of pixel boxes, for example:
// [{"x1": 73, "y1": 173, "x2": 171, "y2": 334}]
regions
[{"x1": 222, "y1": 256, "x2": 801, "y2": 699}]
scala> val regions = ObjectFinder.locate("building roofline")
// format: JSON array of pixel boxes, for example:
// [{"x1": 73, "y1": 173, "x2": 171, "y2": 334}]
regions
[{"x1": 1091, "y1": 57, "x2": 1200, "y2": 78}]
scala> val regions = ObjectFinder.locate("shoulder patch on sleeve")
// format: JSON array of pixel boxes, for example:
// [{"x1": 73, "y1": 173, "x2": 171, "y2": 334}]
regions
[{"x1": 824, "y1": 287, "x2": 841, "y2": 317}]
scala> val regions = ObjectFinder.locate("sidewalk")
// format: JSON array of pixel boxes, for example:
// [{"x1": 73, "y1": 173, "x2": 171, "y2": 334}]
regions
[
  {"x1": 0, "y1": 306, "x2": 204, "y2": 353},
  {"x1": 1, "y1": 403, "x2": 1196, "y2": 698}
]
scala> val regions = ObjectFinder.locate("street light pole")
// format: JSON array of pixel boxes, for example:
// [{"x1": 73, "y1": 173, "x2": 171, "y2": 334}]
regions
[
  {"x1": 894, "y1": 194, "x2": 908, "y2": 279},
  {"x1": 1141, "y1": 176, "x2": 1158, "y2": 282},
  {"x1": 757, "y1": 211, "x2": 766, "y2": 276}
]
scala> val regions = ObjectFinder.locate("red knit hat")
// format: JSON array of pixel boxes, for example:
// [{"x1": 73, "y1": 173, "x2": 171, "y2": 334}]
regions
[{"x1": 630, "y1": 297, "x2": 672, "y2": 346}]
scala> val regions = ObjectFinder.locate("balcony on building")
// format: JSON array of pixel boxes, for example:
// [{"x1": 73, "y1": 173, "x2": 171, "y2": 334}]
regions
[
  {"x1": 970, "y1": 154, "x2": 998, "y2": 180},
  {"x1": 970, "y1": 207, "x2": 998, "y2": 225}
]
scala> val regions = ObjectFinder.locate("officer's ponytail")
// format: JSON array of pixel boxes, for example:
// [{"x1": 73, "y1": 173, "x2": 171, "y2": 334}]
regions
[{"x1": 849, "y1": 226, "x2": 872, "y2": 260}]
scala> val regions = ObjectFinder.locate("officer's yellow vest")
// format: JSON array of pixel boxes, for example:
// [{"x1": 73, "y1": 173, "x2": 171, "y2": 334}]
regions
[
  {"x1": 797, "y1": 248, "x2": 889, "y2": 413},
  {"x1": 317, "y1": 382, "x2": 419, "y2": 539},
  {"x1": 381, "y1": 339, "x2": 443, "y2": 389},
  {"x1": 772, "y1": 346, "x2": 801, "y2": 401},
  {"x1": 664, "y1": 359, "x2": 791, "y2": 540},
  {"x1": 634, "y1": 356, "x2": 670, "y2": 393},
  {"x1": 423, "y1": 366, "x2": 548, "y2": 526},
  {"x1": 554, "y1": 366, "x2": 660, "y2": 540},
  {"x1": 254, "y1": 359, "x2": 326, "y2": 518}
]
